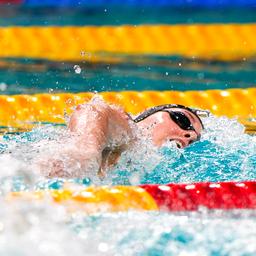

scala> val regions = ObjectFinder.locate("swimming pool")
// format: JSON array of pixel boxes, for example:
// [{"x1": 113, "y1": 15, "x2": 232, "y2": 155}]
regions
[
  {"x1": 1, "y1": 106, "x2": 256, "y2": 255},
  {"x1": 1, "y1": 4, "x2": 256, "y2": 256}
]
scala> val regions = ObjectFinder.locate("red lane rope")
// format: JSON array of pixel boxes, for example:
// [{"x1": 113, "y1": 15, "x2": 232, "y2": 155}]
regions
[
  {"x1": 0, "y1": 0, "x2": 22, "y2": 3},
  {"x1": 141, "y1": 181, "x2": 256, "y2": 211}
]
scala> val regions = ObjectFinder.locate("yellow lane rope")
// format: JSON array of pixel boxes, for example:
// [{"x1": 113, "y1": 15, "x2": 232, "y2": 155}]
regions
[
  {"x1": 0, "y1": 24, "x2": 256, "y2": 61},
  {"x1": 8, "y1": 186, "x2": 159, "y2": 214},
  {"x1": 0, "y1": 88, "x2": 255, "y2": 128}
]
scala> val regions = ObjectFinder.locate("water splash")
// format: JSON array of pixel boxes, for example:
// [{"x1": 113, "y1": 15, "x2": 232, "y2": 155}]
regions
[
  {"x1": 0, "y1": 115, "x2": 256, "y2": 255},
  {"x1": 72, "y1": 210, "x2": 256, "y2": 256},
  {"x1": 0, "y1": 198, "x2": 88, "y2": 256},
  {"x1": 109, "y1": 115, "x2": 256, "y2": 185},
  {"x1": 0, "y1": 115, "x2": 256, "y2": 187}
]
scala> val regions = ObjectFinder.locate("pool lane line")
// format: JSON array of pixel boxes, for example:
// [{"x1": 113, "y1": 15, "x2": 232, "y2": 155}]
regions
[
  {"x1": 0, "y1": 24, "x2": 256, "y2": 61},
  {"x1": 21, "y1": 0, "x2": 256, "y2": 8},
  {"x1": 8, "y1": 181, "x2": 256, "y2": 213},
  {"x1": 8, "y1": 185, "x2": 159, "y2": 214},
  {"x1": 0, "y1": 88, "x2": 255, "y2": 127}
]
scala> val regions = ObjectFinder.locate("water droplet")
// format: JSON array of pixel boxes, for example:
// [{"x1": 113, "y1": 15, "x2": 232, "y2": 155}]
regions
[
  {"x1": 74, "y1": 65, "x2": 81, "y2": 74},
  {"x1": 0, "y1": 83, "x2": 7, "y2": 91}
]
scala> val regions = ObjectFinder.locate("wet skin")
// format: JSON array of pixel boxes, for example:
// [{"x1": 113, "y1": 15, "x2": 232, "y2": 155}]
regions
[{"x1": 136, "y1": 108, "x2": 203, "y2": 148}]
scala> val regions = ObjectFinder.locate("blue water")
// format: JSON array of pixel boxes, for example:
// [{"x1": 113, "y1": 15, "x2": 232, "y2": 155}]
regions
[
  {"x1": 0, "y1": 107, "x2": 255, "y2": 256},
  {"x1": 1, "y1": 114, "x2": 255, "y2": 188},
  {"x1": 0, "y1": 99, "x2": 256, "y2": 255},
  {"x1": 0, "y1": 5, "x2": 255, "y2": 255},
  {"x1": 1, "y1": 57, "x2": 256, "y2": 95},
  {"x1": 1, "y1": 6, "x2": 256, "y2": 26},
  {"x1": 1, "y1": 198, "x2": 255, "y2": 255},
  {"x1": 72, "y1": 210, "x2": 256, "y2": 256}
]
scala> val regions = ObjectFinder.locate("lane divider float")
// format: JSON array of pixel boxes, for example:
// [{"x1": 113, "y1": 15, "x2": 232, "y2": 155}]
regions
[
  {"x1": 22, "y1": 0, "x2": 256, "y2": 7},
  {"x1": 1, "y1": 24, "x2": 256, "y2": 61},
  {"x1": 0, "y1": 88, "x2": 255, "y2": 128},
  {"x1": 8, "y1": 181, "x2": 256, "y2": 214}
]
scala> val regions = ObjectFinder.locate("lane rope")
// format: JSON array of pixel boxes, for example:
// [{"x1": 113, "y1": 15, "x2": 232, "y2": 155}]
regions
[
  {"x1": 0, "y1": 88, "x2": 255, "y2": 128},
  {"x1": 23, "y1": 0, "x2": 256, "y2": 7},
  {"x1": 8, "y1": 181, "x2": 256, "y2": 213},
  {"x1": 1, "y1": 24, "x2": 256, "y2": 61}
]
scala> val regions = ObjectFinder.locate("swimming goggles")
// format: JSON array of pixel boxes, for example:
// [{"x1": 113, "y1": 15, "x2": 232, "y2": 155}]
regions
[
  {"x1": 133, "y1": 104, "x2": 207, "y2": 131},
  {"x1": 161, "y1": 109, "x2": 196, "y2": 131}
]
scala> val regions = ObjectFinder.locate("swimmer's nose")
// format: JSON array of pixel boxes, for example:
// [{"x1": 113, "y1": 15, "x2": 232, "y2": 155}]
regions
[{"x1": 182, "y1": 131, "x2": 199, "y2": 147}]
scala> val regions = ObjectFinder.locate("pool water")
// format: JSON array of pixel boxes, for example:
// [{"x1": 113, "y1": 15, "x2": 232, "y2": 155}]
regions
[
  {"x1": 1, "y1": 57, "x2": 256, "y2": 94},
  {"x1": 1, "y1": 5, "x2": 256, "y2": 255},
  {"x1": 0, "y1": 112, "x2": 256, "y2": 255},
  {"x1": 1, "y1": 201, "x2": 256, "y2": 256},
  {"x1": 1, "y1": 114, "x2": 256, "y2": 187}
]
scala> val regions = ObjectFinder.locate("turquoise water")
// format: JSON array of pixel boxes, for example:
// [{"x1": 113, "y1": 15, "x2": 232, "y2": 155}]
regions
[
  {"x1": 0, "y1": 115, "x2": 256, "y2": 255},
  {"x1": 1, "y1": 199, "x2": 255, "y2": 256},
  {"x1": 1, "y1": 6, "x2": 256, "y2": 255},
  {"x1": 1, "y1": 113, "x2": 256, "y2": 188},
  {"x1": 1, "y1": 54, "x2": 256, "y2": 256},
  {"x1": 1, "y1": 57, "x2": 256, "y2": 94},
  {"x1": 1, "y1": 6, "x2": 256, "y2": 95},
  {"x1": 1, "y1": 6, "x2": 256, "y2": 26}
]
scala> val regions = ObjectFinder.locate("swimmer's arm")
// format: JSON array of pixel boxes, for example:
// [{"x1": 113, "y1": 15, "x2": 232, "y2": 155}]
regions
[
  {"x1": 68, "y1": 104, "x2": 109, "y2": 152},
  {"x1": 69, "y1": 102, "x2": 132, "y2": 151},
  {"x1": 44, "y1": 102, "x2": 131, "y2": 178},
  {"x1": 39, "y1": 105, "x2": 109, "y2": 178},
  {"x1": 69, "y1": 103, "x2": 132, "y2": 175}
]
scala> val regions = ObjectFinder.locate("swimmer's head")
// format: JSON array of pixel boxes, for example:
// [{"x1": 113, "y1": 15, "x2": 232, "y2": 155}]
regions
[{"x1": 133, "y1": 104, "x2": 205, "y2": 148}]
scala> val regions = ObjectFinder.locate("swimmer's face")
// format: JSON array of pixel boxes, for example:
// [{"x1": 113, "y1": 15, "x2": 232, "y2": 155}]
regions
[{"x1": 136, "y1": 108, "x2": 203, "y2": 148}]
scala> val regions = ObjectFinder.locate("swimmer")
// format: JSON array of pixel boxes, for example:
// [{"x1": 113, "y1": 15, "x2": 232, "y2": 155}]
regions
[{"x1": 41, "y1": 97, "x2": 203, "y2": 178}]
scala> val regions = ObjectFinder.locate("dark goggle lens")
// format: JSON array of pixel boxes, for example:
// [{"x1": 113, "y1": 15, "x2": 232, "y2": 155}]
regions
[{"x1": 168, "y1": 111, "x2": 194, "y2": 131}]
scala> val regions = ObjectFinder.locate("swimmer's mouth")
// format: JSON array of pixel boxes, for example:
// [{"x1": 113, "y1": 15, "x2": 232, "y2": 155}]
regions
[{"x1": 169, "y1": 139, "x2": 183, "y2": 149}]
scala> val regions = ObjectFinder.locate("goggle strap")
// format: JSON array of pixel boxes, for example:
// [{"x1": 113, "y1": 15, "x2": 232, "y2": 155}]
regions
[{"x1": 133, "y1": 104, "x2": 205, "y2": 129}]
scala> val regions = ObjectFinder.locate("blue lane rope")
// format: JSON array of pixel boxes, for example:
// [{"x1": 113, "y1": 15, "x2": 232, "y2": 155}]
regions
[{"x1": 23, "y1": 0, "x2": 256, "y2": 7}]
